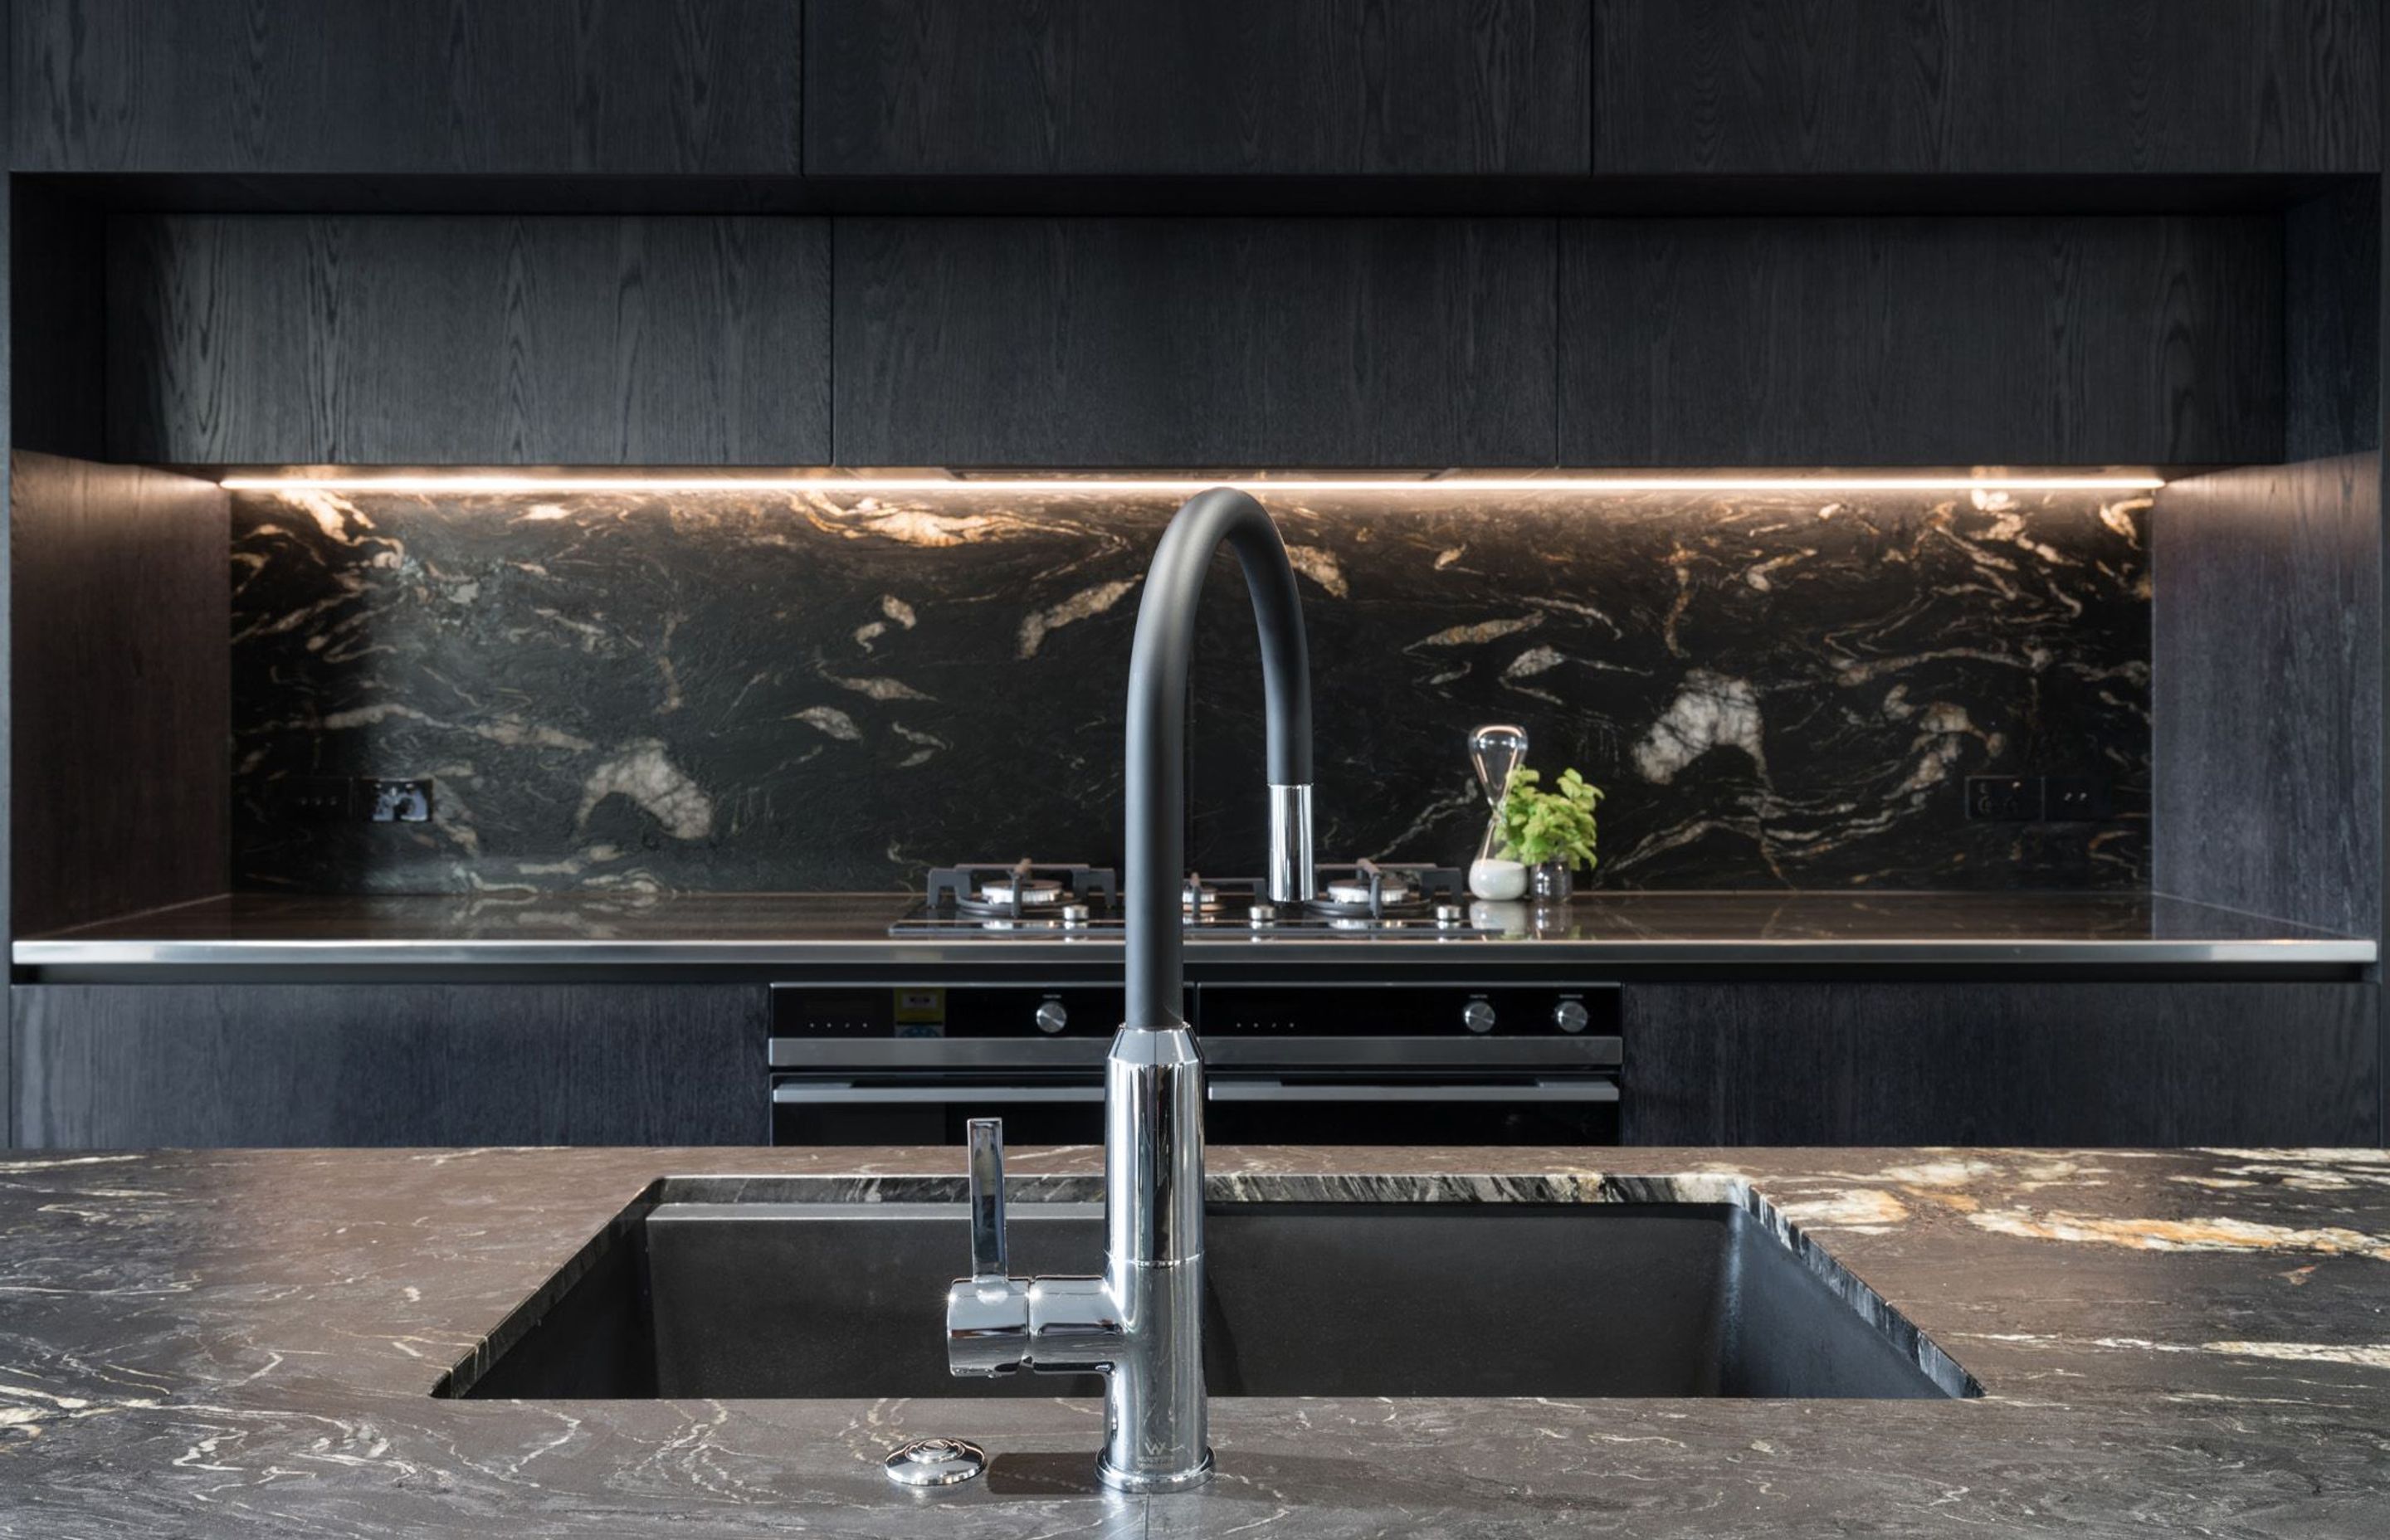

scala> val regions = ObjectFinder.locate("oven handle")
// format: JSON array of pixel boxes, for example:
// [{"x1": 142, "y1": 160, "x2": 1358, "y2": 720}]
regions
[
  {"x1": 772, "y1": 1079, "x2": 1619, "y2": 1105},
  {"x1": 773, "y1": 1082, "x2": 1105, "y2": 1104},
  {"x1": 1207, "y1": 1079, "x2": 1620, "y2": 1104}
]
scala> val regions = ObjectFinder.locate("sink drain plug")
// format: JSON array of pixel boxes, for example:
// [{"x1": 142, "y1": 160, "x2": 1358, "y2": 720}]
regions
[{"x1": 884, "y1": 1437, "x2": 988, "y2": 1488}]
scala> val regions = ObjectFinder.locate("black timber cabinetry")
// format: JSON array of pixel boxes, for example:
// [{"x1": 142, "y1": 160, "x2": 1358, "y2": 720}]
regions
[
  {"x1": 105, "y1": 215, "x2": 832, "y2": 465},
  {"x1": 11, "y1": 985, "x2": 769, "y2": 1147},
  {"x1": 806, "y1": 0, "x2": 1590, "y2": 176},
  {"x1": 835, "y1": 217, "x2": 1559, "y2": 467},
  {"x1": 1624, "y1": 982, "x2": 2381, "y2": 1147},
  {"x1": 1593, "y1": 0, "x2": 2379, "y2": 174},
  {"x1": 1558, "y1": 216, "x2": 2285, "y2": 465},
  {"x1": 9, "y1": 0, "x2": 802, "y2": 173}
]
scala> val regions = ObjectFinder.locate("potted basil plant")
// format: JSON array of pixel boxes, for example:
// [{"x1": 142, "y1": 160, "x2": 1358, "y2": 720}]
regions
[{"x1": 1496, "y1": 767, "x2": 1603, "y2": 903}]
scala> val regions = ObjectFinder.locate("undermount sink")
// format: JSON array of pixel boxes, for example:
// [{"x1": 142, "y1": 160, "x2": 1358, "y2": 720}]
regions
[{"x1": 437, "y1": 1181, "x2": 1977, "y2": 1403}]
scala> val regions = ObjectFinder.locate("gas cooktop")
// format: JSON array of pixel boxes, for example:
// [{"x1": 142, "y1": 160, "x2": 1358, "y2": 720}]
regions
[{"x1": 890, "y1": 860, "x2": 1484, "y2": 938}]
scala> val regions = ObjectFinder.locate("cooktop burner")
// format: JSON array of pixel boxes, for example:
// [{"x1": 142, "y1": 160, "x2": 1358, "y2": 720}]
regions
[
  {"x1": 924, "y1": 861, "x2": 1116, "y2": 922},
  {"x1": 897, "y1": 860, "x2": 1475, "y2": 938}
]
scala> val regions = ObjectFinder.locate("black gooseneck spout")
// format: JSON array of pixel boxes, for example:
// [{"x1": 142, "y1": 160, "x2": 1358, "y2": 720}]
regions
[
  {"x1": 938, "y1": 486, "x2": 1314, "y2": 1492},
  {"x1": 1124, "y1": 487, "x2": 1315, "y2": 1028}
]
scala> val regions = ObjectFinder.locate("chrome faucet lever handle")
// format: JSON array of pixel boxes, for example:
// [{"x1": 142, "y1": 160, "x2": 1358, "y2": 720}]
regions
[
  {"x1": 948, "y1": 1118, "x2": 1031, "y2": 1377},
  {"x1": 966, "y1": 1117, "x2": 1007, "y2": 1282}
]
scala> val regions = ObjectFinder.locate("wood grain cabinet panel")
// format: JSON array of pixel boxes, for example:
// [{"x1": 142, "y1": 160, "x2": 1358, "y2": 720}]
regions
[
  {"x1": 107, "y1": 215, "x2": 832, "y2": 464},
  {"x1": 806, "y1": 0, "x2": 1590, "y2": 175},
  {"x1": 1625, "y1": 982, "x2": 2380, "y2": 1148},
  {"x1": 1594, "y1": 0, "x2": 2378, "y2": 173},
  {"x1": 12, "y1": 986, "x2": 768, "y2": 1148},
  {"x1": 9, "y1": 455, "x2": 229, "y2": 937},
  {"x1": 2153, "y1": 457, "x2": 2384, "y2": 938},
  {"x1": 1558, "y1": 217, "x2": 2282, "y2": 465},
  {"x1": 836, "y1": 217, "x2": 1556, "y2": 466},
  {"x1": 10, "y1": 0, "x2": 802, "y2": 173}
]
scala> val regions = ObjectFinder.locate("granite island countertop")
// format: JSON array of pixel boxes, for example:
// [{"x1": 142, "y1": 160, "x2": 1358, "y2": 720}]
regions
[
  {"x1": 12, "y1": 889, "x2": 2373, "y2": 974},
  {"x1": 3, "y1": 1144, "x2": 2388, "y2": 1538}
]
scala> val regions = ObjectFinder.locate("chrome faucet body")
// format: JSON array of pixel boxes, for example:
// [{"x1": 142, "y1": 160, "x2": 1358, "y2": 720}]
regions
[{"x1": 943, "y1": 488, "x2": 1315, "y2": 1492}]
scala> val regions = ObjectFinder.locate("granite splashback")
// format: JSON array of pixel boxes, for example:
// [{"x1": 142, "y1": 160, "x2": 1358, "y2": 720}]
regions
[{"x1": 229, "y1": 482, "x2": 2149, "y2": 894}]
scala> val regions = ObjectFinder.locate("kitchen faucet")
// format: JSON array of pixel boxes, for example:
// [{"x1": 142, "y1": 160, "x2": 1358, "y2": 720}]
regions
[{"x1": 942, "y1": 487, "x2": 1316, "y2": 1492}]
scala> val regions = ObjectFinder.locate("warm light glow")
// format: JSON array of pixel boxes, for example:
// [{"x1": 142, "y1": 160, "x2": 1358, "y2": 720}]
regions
[{"x1": 217, "y1": 472, "x2": 2168, "y2": 495}]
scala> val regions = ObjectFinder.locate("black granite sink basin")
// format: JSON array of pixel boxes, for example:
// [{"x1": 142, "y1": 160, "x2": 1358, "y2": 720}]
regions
[{"x1": 438, "y1": 1186, "x2": 1977, "y2": 1401}]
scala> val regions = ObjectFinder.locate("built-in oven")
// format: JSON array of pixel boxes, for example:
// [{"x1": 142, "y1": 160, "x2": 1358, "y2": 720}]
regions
[{"x1": 768, "y1": 981, "x2": 1623, "y2": 1146}]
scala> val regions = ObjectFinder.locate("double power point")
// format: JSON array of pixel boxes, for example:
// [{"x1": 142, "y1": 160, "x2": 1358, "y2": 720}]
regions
[
  {"x1": 1965, "y1": 775, "x2": 2108, "y2": 823},
  {"x1": 287, "y1": 776, "x2": 434, "y2": 824}
]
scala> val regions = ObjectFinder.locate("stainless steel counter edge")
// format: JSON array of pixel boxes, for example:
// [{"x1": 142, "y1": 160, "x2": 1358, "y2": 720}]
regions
[{"x1": 12, "y1": 934, "x2": 2378, "y2": 968}]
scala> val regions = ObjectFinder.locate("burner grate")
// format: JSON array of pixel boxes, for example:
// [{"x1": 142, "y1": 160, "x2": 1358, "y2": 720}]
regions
[{"x1": 927, "y1": 861, "x2": 1117, "y2": 920}]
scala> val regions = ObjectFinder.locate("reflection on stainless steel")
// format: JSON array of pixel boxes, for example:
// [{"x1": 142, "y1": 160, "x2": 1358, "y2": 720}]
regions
[{"x1": 1266, "y1": 783, "x2": 1317, "y2": 903}]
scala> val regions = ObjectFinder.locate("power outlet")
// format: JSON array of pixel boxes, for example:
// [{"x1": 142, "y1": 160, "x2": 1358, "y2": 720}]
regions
[
  {"x1": 286, "y1": 776, "x2": 354, "y2": 823},
  {"x1": 1965, "y1": 777, "x2": 2043, "y2": 822},
  {"x1": 1965, "y1": 775, "x2": 2109, "y2": 823},
  {"x1": 283, "y1": 776, "x2": 433, "y2": 824},
  {"x1": 360, "y1": 777, "x2": 434, "y2": 823},
  {"x1": 2043, "y1": 776, "x2": 2108, "y2": 822}
]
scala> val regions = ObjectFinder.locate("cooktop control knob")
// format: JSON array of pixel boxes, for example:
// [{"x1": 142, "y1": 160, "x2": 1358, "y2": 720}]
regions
[
  {"x1": 1034, "y1": 999, "x2": 1070, "y2": 1035},
  {"x1": 1554, "y1": 999, "x2": 1590, "y2": 1034},
  {"x1": 1461, "y1": 998, "x2": 1496, "y2": 1034}
]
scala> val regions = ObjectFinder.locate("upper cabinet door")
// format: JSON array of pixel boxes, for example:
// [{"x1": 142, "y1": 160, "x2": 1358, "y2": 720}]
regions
[
  {"x1": 10, "y1": 0, "x2": 802, "y2": 173},
  {"x1": 806, "y1": 0, "x2": 1592, "y2": 174},
  {"x1": 835, "y1": 217, "x2": 1556, "y2": 466},
  {"x1": 1559, "y1": 217, "x2": 2283, "y2": 465},
  {"x1": 1595, "y1": 0, "x2": 2378, "y2": 173},
  {"x1": 110, "y1": 216, "x2": 832, "y2": 465}
]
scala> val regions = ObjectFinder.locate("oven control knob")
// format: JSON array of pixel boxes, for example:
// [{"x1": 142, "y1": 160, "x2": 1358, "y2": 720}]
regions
[
  {"x1": 1034, "y1": 1000, "x2": 1070, "y2": 1036},
  {"x1": 1554, "y1": 999, "x2": 1590, "y2": 1034},
  {"x1": 1461, "y1": 999, "x2": 1496, "y2": 1035}
]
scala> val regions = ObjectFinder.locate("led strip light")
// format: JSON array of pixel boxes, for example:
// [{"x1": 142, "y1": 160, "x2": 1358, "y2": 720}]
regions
[{"x1": 218, "y1": 473, "x2": 2167, "y2": 495}]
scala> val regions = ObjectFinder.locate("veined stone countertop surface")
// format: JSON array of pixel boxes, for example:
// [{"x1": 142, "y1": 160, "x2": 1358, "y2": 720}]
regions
[{"x1": 3, "y1": 1144, "x2": 2388, "y2": 1537}]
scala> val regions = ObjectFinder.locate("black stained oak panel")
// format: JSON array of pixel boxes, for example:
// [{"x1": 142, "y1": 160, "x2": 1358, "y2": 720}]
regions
[
  {"x1": 2153, "y1": 456, "x2": 2383, "y2": 939},
  {"x1": 9, "y1": 453, "x2": 228, "y2": 936},
  {"x1": 1625, "y1": 982, "x2": 2380, "y2": 1148},
  {"x1": 10, "y1": 0, "x2": 801, "y2": 173},
  {"x1": 1558, "y1": 217, "x2": 2283, "y2": 465},
  {"x1": 108, "y1": 215, "x2": 832, "y2": 465},
  {"x1": 836, "y1": 217, "x2": 1556, "y2": 466},
  {"x1": 2285, "y1": 186, "x2": 2383, "y2": 462},
  {"x1": 12, "y1": 985, "x2": 768, "y2": 1148},
  {"x1": 1594, "y1": 0, "x2": 2379, "y2": 173},
  {"x1": 806, "y1": 0, "x2": 1590, "y2": 175}
]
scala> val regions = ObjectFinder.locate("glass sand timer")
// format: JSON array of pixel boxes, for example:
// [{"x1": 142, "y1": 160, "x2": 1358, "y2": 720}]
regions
[{"x1": 1467, "y1": 724, "x2": 1529, "y2": 900}]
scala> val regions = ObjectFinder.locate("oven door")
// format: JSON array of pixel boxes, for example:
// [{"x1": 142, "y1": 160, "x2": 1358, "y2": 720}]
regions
[
  {"x1": 1203, "y1": 1073, "x2": 1620, "y2": 1145},
  {"x1": 771, "y1": 1075, "x2": 1107, "y2": 1146}
]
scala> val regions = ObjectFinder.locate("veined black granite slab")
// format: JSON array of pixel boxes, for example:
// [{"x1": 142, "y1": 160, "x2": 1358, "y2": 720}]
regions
[
  {"x1": 228, "y1": 481, "x2": 2149, "y2": 896},
  {"x1": 3, "y1": 1146, "x2": 2388, "y2": 1537},
  {"x1": 13, "y1": 889, "x2": 2369, "y2": 973}
]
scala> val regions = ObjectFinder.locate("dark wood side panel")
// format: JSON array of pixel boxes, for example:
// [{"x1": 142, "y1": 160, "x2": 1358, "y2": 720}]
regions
[
  {"x1": 806, "y1": 0, "x2": 1590, "y2": 175},
  {"x1": 836, "y1": 217, "x2": 1557, "y2": 466},
  {"x1": 1558, "y1": 217, "x2": 2283, "y2": 465},
  {"x1": 8, "y1": 183, "x2": 106, "y2": 460},
  {"x1": 2285, "y1": 185, "x2": 2383, "y2": 462},
  {"x1": 107, "y1": 215, "x2": 832, "y2": 465},
  {"x1": 1626, "y1": 982, "x2": 2380, "y2": 1148},
  {"x1": 1594, "y1": 0, "x2": 2379, "y2": 173},
  {"x1": 9, "y1": 452, "x2": 228, "y2": 936},
  {"x1": 12, "y1": 985, "x2": 768, "y2": 1147},
  {"x1": 2153, "y1": 456, "x2": 2384, "y2": 938},
  {"x1": 10, "y1": 0, "x2": 801, "y2": 173}
]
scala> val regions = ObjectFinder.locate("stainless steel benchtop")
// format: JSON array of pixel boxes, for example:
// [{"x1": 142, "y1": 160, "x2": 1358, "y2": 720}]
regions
[{"x1": 12, "y1": 889, "x2": 2373, "y2": 973}]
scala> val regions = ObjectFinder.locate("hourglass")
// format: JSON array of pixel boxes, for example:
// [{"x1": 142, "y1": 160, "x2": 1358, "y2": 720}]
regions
[{"x1": 1466, "y1": 724, "x2": 1529, "y2": 900}]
